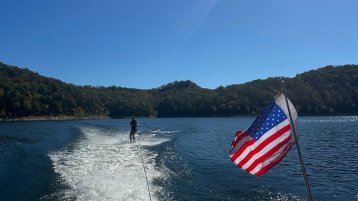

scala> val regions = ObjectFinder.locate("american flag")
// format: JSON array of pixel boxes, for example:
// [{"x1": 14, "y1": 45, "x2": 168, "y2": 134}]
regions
[{"x1": 229, "y1": 93, "x2": 298, "y2": 176}]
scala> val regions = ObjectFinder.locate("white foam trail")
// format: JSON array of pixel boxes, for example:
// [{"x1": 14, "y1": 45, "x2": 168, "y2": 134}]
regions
[
  {"x1": 49, "y1": 127, "x2": 167, "y2": 201},
  {"x1": 148, "y1": 129, "x2": 179, "y2": 134},
  {"x1": 137, "y1": 135, "x2": 170, "y2": 147}
]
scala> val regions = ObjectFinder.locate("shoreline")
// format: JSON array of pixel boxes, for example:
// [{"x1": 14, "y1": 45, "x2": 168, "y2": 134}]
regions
[
  {"x1": 0, "y1": 115, "x2": 111, "y2": 122},
  {"x1": 1, "y1": 114, "x2": 357, "y2": 122}
]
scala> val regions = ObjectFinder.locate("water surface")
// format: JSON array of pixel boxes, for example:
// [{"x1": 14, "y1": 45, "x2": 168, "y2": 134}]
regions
[{"x1": 0, "y1": 117, "x2": 357, "y2": 201}]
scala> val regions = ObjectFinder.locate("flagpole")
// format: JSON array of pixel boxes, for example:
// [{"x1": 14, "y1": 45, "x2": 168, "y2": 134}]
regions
[{"x1": 281, "y1": 80, "x2": 314, "y2": 201}]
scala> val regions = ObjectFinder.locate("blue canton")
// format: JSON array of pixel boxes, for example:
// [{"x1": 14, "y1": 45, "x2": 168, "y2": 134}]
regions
[{"x1": 248, "y1": 100, "x2": 287, "y2": 141}]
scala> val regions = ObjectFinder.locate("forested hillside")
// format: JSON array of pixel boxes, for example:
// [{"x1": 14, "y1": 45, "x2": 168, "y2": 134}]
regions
[{"x1": 0, "y1": 62, "x2": 357, "y2": 119}]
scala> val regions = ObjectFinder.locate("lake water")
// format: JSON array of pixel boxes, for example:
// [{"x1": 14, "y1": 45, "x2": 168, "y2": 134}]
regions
[{"x1": 0, "y1": 117, "x2": 357, "y2": 201}]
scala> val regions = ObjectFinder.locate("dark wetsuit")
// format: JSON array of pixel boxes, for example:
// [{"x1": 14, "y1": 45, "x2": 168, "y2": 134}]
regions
[{"x1": 130, "y1": 119, "x2": 137, "y2": 142}]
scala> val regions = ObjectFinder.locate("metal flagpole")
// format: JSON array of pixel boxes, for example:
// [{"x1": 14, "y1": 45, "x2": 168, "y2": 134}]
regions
[{"x1": 281, "y1": 80, "x2": 314, "y2": 201}]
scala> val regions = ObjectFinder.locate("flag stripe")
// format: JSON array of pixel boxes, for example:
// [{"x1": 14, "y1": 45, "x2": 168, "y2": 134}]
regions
[
  {"x1": 230, "y1": 138, "x2": 254, "y2": 162},
  {"x1": 239, "y1": 124, "x2": 291, "y2": 168},
  {"x1": 232, "y1": 119, "x2": 290, "y2": 165},
  {"x1": 250, "y1": 144, "x2": 290, "y2": 175},
  {"x1": 231, "y1": 131, "x2": 248, "y2": 151},
  {"x1": 235, "y1": 130, "x2": 243, "y2": 138},
  {"x1": 245, "y1": 135, "x2": 292, "y2": 173},
  {"x1": 253, "y1": 145, "x2": 292, "y2": 176},
  {"x1": 231, "y1": 134, "x2": 250, "y2": 161},
  {"x1": 252, "y1": 135, "x2": 292, "y2": 172}
]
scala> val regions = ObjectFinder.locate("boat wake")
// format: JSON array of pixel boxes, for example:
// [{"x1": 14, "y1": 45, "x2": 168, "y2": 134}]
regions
[
  {"x1": 137, "y1": 134, "x2": 170, "y2": 147},
  {"x1": 48, "y1": 127, "x2": 170, "y2": 201}
]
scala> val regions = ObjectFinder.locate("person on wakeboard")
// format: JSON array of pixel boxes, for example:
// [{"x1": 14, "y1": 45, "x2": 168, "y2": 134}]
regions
[{"x1": 130, "y1": 117, "x2": 138, "y2": 142}]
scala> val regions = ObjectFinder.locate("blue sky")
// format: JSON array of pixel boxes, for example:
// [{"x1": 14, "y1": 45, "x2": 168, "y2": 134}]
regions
[{"x1": 1, "y1": 0, "x2": 357, "y2": 89}]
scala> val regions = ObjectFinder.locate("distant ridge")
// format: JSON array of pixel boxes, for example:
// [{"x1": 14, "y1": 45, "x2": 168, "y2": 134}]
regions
[{"x1": 0, "y1": 61, "x2": 357, "y2": 119}]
